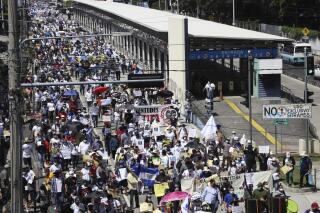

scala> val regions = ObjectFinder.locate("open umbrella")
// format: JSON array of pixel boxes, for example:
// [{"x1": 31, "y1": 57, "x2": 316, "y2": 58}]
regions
[
  {"x1": 93, "y1": 86, "x2": 108, "y2": 94},
  {"x1": 160, "y1": 191, "x2": 189, "y2": 204},
  {"x1": 157, "y1": 90, "x2": 173, "y2": 98}
]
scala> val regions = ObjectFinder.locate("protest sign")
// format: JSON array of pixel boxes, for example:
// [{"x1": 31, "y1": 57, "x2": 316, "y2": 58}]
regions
[
  {"x1": 258, "y1": 146, "x2": 270, "y2": 154},
  {"x1": 188, "y1": 128, "x2": 197, "y2": 138},
  {"x1": 181, "y1": 178, "x2": 195, "y2": 193},
  {"x1": 280, "y1": 165, "x2": 293, "y2": 175},
  {"x1": 154, "y1": 182, "x2": 169, "y2": 197}
]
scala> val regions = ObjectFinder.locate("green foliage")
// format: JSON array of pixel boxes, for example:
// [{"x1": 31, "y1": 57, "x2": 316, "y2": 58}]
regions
[{"x1": 282, "y1": 26, "x2": 320, "y2": 40}]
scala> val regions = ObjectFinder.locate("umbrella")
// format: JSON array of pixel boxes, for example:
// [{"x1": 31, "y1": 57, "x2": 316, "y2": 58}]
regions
[
  {"x1": 185, "y1": 141, "x2": 206, "y2": 151},
  {"x1": 160, "y1": 191, "x2": 189, "y2": 204},
  {"x1": 93, "y1": 86, "x2": 108, "y2": 94},
  {"x1": 157, "y1": 90, "x2": 173, "y2": 98},
  {"x1": 64, "y1": 90, "x2": 78, "y2": 96}
]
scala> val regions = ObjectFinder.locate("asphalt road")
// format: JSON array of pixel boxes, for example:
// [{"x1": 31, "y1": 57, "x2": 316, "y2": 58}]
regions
[{"x1": 283, "y1": 63, "x2": 320, "y2": 83}]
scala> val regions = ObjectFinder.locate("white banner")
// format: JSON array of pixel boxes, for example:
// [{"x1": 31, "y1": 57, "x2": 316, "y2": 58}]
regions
[
  {"x1": 228, "y1": 171, "x2": 272, "y2": 198},
  {"x1": 263, "y1": 104, "x2": 312, "y2": 119},
  {"x1": 134, "y1": 104, "x2": 173, "y2": 116}
]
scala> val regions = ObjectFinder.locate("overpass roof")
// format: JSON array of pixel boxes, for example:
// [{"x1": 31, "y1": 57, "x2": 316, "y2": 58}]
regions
[{"x1": 74, "y1": 0, "x2": 292, "y2": 42}]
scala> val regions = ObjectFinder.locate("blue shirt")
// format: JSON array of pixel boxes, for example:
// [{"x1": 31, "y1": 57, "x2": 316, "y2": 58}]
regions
[
  {"x1": 202, "y1": 186, "x2": 221, "y2": 204},
  {"x1": 224, "y1": 193, "x2": 238, "y2": 206}
]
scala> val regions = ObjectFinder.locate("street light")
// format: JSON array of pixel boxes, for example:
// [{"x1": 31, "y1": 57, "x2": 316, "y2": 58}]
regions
[
  {"x1": 232, "y1": 0, "x2": 236, "y2": 26},
  {"x1": 248, "y1": 50, "x2": 253, "y2": 145}
]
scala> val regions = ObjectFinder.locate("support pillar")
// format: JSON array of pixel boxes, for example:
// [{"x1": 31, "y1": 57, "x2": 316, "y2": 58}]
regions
[{"x1": 168, "y1": 17, "x2": 188, "y2": 113}]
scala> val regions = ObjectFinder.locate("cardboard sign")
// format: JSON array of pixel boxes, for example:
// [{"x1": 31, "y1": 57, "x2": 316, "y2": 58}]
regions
[
  {"x1": 154, "y1": 182, "x2": 169, "y2": 197},
  {"x1": 258, "y1": 146, "x2": 270, "y2": 154},
  {"x1": 188, "y1": 128, "x2": 197, "y2": 138},
  {"x1": 137, "y1": 139, "x2": 144, "y2": 150}
]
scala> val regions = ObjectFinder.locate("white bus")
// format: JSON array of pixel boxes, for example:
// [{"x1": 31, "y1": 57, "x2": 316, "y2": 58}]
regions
[{"x1": 280, "y1": 42, "x2": 312, "y2": 65}]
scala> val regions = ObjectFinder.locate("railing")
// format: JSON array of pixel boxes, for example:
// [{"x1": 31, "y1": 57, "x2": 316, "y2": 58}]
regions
[
  {"x1": 0, "y1": 20, "x2": 8, "y2": 36},
  {"x1": 281, "y1": 85, "x2": 319, "y2": 140}
]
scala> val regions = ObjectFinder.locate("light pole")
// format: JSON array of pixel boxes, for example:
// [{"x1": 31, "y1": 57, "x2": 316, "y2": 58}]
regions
[
  {"x1": 232, "y1": 0, "x2": 236, "y2": 26},
  {"x1": 304, "y1": 47, "x2": 309, "y2": 154},
  {"x1": 248, "y1": 50, "x2": 253, "y2": 145}
]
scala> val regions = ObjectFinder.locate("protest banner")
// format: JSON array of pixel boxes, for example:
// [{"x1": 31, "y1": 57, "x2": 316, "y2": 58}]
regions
[
  {"x1": 181, "y1": 178, "x2": 195, "y2": 194},
  {"x1": 188, "y1": 128, "x2": 197, "y2": 138},
  {"x1": 219, "y1": 171, "x2": 272, "y2": 199},
  {"x1": 154, "y1": 182, "x2": 169, "y2": 197}
]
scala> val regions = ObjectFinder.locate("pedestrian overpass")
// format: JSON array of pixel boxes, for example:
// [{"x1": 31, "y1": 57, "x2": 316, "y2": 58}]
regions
[{"x1": 72, "y1": 0, "x2": 291, "y2": 107}]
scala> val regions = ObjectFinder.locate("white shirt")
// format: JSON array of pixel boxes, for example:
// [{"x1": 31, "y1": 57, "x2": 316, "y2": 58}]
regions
[
  {"x1": 78, "y1": 141, "x2": 90, "y2": 155},
  {"x1": 85, "y1": 92, "x2": 93, "y2": 102},
  {"x1": 60, "y1": 143, "x2": 72, "y2": 159},
  {"x1": 49, "y1": 164, "x2": 61, "y2": 173},
  {"x1": 160, "y1": 155, "x2": 169, "y2": 168},
  {"x1": 47, "y1": 102, "x2": 55, "y2": 112},
  {"x1": 22, "y1": 144, "x2": 32, "y2": 158},
  {"x1": 81, "y1": 168, "x2": 90, "y2": 181}
]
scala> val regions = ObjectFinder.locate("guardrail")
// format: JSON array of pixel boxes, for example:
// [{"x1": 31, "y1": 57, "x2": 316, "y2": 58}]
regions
[
  {"x1": 283, "y1": 67, "x2": 320, "y2": 88},
  {"x1": 281, "y1": 85, "x2": 319, "y2": 140}
]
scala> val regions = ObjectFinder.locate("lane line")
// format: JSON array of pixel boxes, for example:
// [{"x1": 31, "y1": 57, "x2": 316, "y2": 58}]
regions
[{"x1": 224, "y1": 99, "x2": 280, "y2": 146}]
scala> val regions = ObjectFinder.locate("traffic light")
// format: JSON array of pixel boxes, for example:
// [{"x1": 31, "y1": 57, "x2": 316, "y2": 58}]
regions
[
  {"x1": 307, "y1": 56, "x2": 315, "y2": 76},
  {"x1": 304, "y1": 90, "x2": 314, "y2": 103},
  {"x1": 241, "y1": 93, "x2": 249, "y2": 107}
]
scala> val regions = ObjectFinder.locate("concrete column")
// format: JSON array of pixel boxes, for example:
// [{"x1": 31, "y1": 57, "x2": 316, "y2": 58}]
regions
[
  {"x1": 145, "y1": 42, "x2": 150, "y2": 70},
  {"x1": 168, "y1": 17, "x2": 188, "y2": 113},
  {"x1": 164, "y1": 53, "x2": 168, "y2": 79},
  {"x1": 230, "y1": 58, "x2": 234, "y2": 71},
  {"x1": 158, "y1": 49, "x2": 162, "y2": 71},
  {"x1": 152, "y1": 47, "x2": 156, "y2": 71},
  {"x1": 137, "y1": 39, "x2": 141, "y2": 62}
]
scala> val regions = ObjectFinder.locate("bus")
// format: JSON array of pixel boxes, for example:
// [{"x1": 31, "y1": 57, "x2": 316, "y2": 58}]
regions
[{"x1": 280, "y1": 42, "x2": 312, "y2": 65}]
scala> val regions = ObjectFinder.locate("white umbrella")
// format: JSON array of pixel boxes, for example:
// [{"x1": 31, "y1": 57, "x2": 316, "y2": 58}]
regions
[{"x1": 201, "y1": 115, "x2": 217, "y2": 137}]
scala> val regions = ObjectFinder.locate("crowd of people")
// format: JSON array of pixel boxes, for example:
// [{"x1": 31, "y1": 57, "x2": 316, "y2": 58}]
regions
[{"x1": 0, "y1": 1, "x2": 318, "y2": 213}]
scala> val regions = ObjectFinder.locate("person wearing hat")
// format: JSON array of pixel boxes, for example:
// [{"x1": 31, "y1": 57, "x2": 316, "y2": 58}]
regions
[
  {"x1": 283, "y1": 152, "x2": 295, "y2": 187},
  {"x1": 305, "y1": 202, "x2": 320, "y2": 213},
  {"x1": 252, "y1": 182, "x2": 269, "y2": 212},
  {"x1": 300, "y1": 151, "x2": 312, "y2": 188},
  {"x1": 22, "y1": 137, "x2": 33, "y2": 168}
]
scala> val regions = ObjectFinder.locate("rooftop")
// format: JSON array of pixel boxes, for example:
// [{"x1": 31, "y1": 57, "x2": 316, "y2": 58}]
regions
[{"x1": 74, "y1": 0, "x2": 292, "y2": 42}]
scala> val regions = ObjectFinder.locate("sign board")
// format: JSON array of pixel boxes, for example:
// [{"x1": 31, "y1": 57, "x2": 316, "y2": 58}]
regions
[
  {"x1": 302, "y1": 27, "x2": 310, "y2": 36},
  {"x1": 273, "y1": 118, "x2": 288, "y2": 126},
  {"x1": 258, "y1": 145, "x2": 270, "y2": 154},
  {"x1": 188, "y1": 128, "x2": 197, "y2": 138},
  {"x1": 263, "y1": 104, "x2": 312, "y2": 119},
  {"x1": 189, "y1": 48, "x2": 277, "y2": 60},
  {"x1": 127, "y1": 74, "x2": 164, "y2": 88},
  {"x1": 134, "y1": 104, "x2": 172, "y2": 116}
]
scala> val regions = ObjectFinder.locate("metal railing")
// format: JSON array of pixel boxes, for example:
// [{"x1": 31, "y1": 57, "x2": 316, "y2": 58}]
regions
[{"x1": 281, "y1": 85, "x2": 319, "y2": 140}]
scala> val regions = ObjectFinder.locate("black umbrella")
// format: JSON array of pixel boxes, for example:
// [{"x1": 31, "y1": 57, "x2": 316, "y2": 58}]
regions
[
  {"x1": 67, "y1": 121, "x2": 84, "y2": 132},
  {"x1": 157, "y1": 90, "x2": 173, "y2": 98},
  {"x1": 185, "y1": 141, "x2": 206, "y2": 151}
]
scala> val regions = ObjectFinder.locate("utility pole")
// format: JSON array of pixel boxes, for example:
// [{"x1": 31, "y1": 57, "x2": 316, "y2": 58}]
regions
[
  {"x1": 304, "y1": 47, "x2": 309, "y2": 154},
  {"x1": 248, "y1": 50, "x2": 253, "y2": 145},
  {"x1": 232, "y1": 0, "x2": 235, "y2": 26},
  {"x1": 8, "y1": 0, "x2": 23, "y2": 212},
  {"x1": 0, "y1": 0, "x2": 4, "y2": 31}
]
